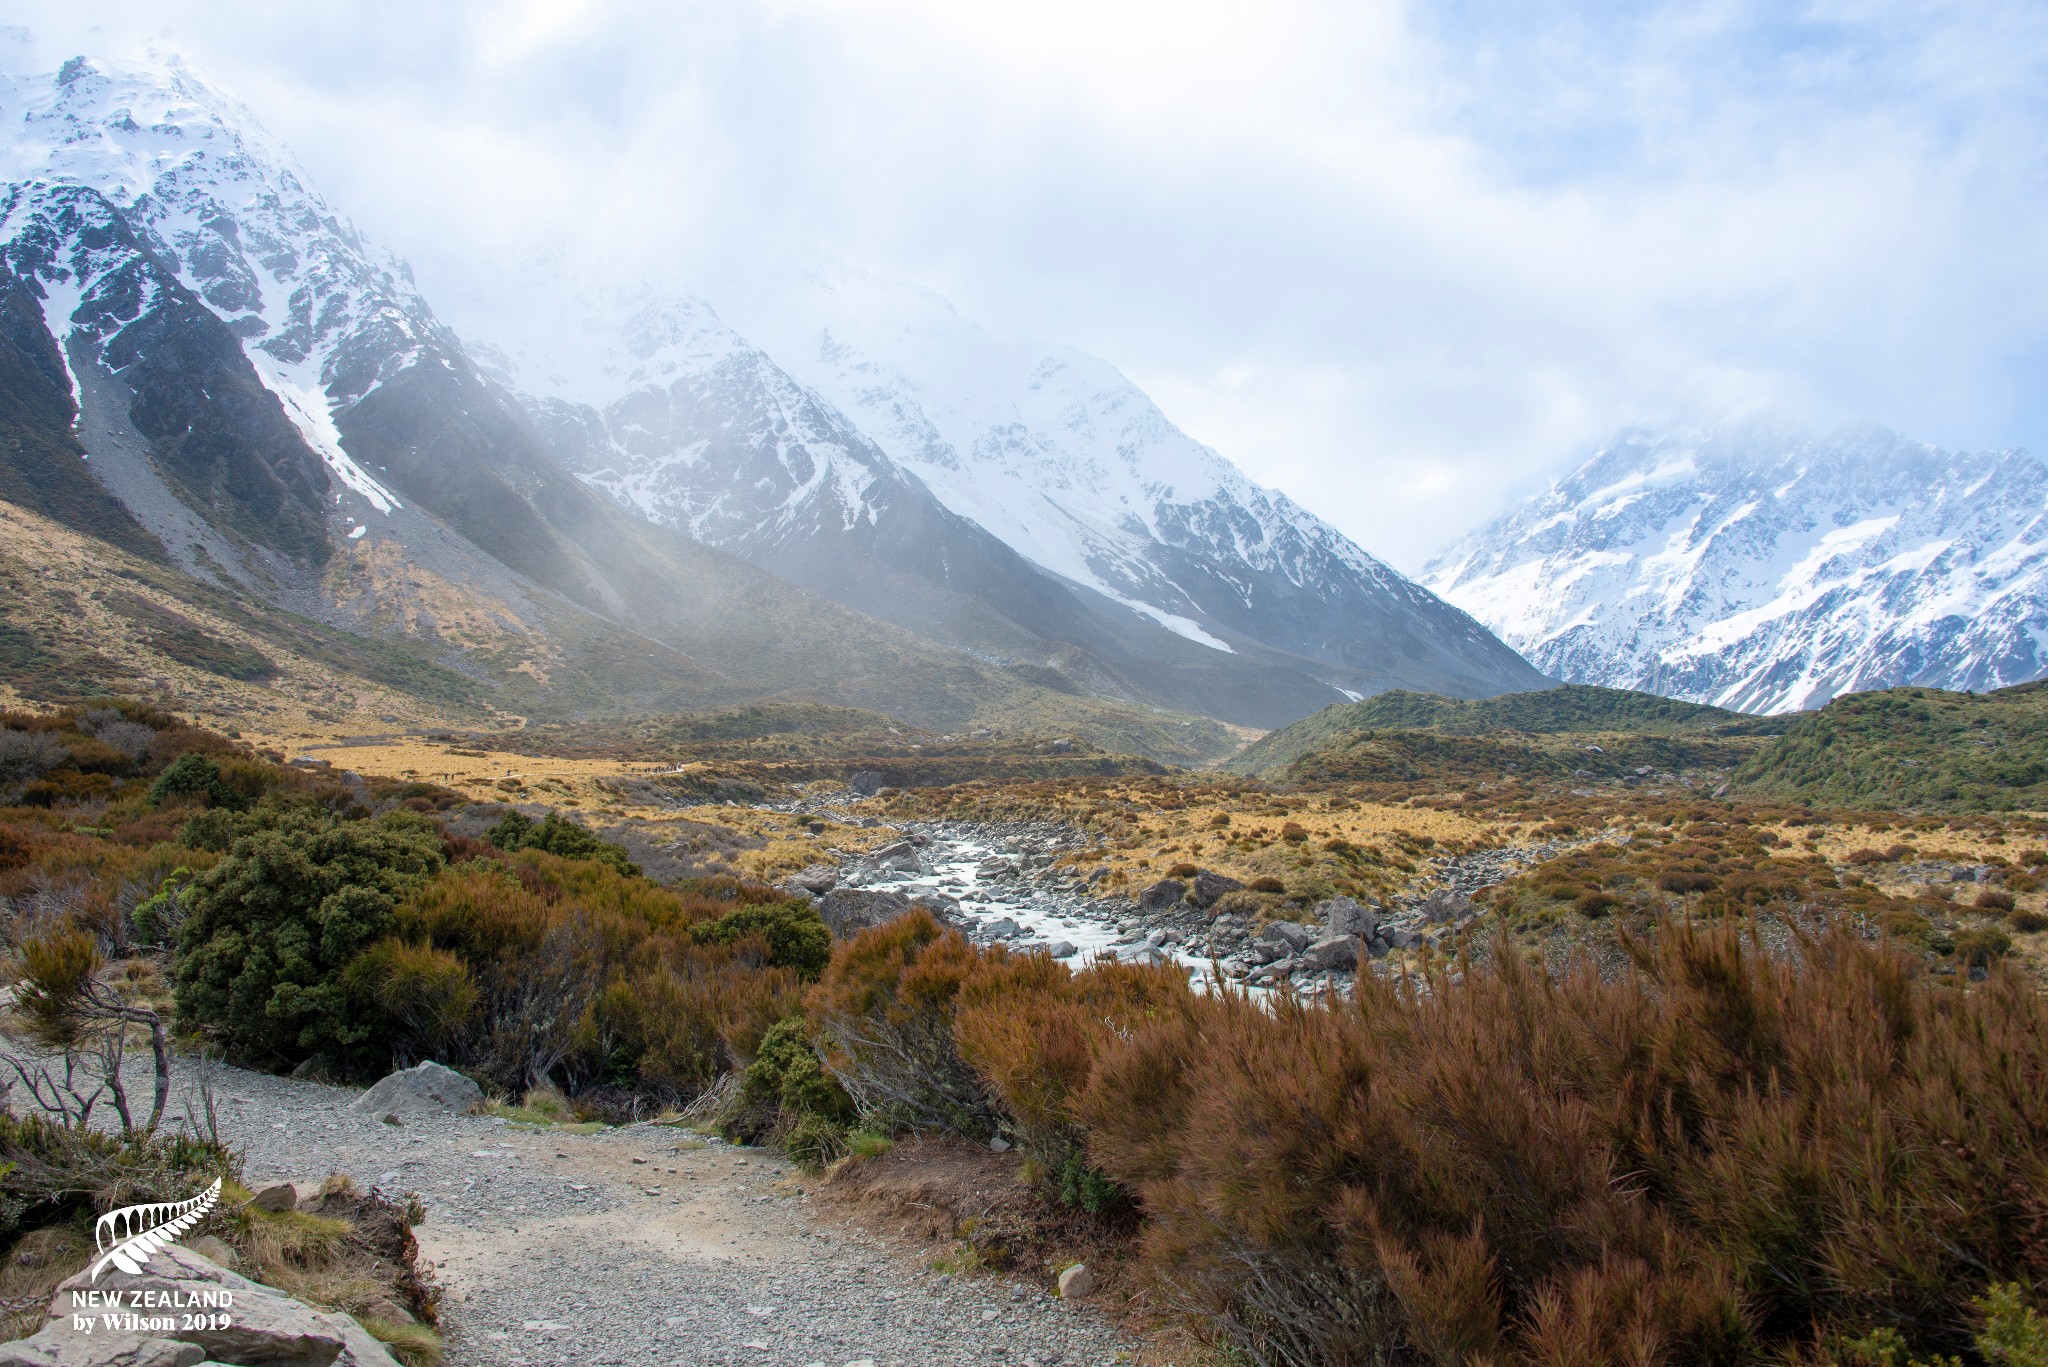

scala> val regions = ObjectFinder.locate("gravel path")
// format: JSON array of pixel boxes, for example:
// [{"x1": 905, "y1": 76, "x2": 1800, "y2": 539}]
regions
[{"x1": 207, "y1": 1062, "x2": 1131, "y2": 1367}]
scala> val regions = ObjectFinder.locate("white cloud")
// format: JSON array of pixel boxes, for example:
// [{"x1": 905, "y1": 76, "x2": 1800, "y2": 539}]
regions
[{"x1": 18, "y1": 0, "x2": 2048, "y2": 571}]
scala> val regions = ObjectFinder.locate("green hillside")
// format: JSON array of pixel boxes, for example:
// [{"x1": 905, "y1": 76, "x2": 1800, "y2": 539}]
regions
[
  {"x1": 1730, "y1": 681, "x2": 2048, "y2": 811},
  {"x1": 1226, "y1": 684, "x2": 1783, "y2": 781}
]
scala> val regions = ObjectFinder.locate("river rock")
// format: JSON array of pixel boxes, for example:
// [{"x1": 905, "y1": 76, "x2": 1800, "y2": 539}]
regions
[
  {"x1": 1138, "y1": 879, "x2": 1186, "y2": 911},
  {"x1": 847, "y1": 770, "x2": 886, "y2": 797},
  {"x1": 1418, "y1": 888, "x2": 1474, "y2": 924},
  {"x1": 818, "y1": 888, "x2": 912, "y2": 938},
  {"x1": 1057, "y1": 1264, "x2": 1096, "y2": 1299},
  {"x1": 1316, "y1": 896, "x2": 1377, "y2": 939},
  {"x1": 1257, "y1": 920, "x2": 1312, "y2": 954},
  {"x1": 349, "y1": 1061, "x2": 481, "y2": 1119},
  {"x1": 786, "y1": 864, "x2": 840, "y2": 896},
  {"x1": 1301, "y1": 936, "x2": 1359, "y2": 972},
  {"x1": 1187, "y1": 870, "x2": 1243, "y2": 909},
  {"x1": 44, "y1": 1243, "x2": 399, "y2": 1366}
]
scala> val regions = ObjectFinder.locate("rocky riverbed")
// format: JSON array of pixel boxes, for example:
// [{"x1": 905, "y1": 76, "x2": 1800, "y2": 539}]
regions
[{"x1": 776, "y1": 813, "x2": 1576, "y2": 995}]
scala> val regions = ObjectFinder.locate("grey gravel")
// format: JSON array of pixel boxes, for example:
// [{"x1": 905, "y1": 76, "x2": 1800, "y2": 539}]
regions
[{"x1": 203, "y1": 1060, "x2": 1131, "y2": 1367}]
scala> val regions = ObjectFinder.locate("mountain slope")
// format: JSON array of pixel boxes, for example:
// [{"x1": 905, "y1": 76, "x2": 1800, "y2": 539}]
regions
[
  {"x1": 504, "y1": 292, "x2": 1354, "y2": 728},
  {"x1": 0, "y1": 51, "x2": 1244, "y2": 758},
  {"x1": 1425, "y1": 422, "x2": 2048, "y2": 714},
  {"x1": 732, "y1": 266, "x2": 1549, "y2": 702}
]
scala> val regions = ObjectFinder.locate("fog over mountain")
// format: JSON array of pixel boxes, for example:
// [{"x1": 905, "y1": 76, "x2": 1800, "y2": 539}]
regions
[{"x1": 1, "y1": 49, "x2": 1544, "y2": 743}]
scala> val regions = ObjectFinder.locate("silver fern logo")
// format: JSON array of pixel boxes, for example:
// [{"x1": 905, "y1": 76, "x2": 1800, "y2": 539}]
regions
[{"x1": 89, "y1": 1178, "x2": 223, "y2": 1281}]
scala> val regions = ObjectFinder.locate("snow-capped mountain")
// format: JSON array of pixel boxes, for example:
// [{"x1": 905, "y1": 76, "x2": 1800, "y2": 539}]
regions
[
  {"x1": 0, "y1": 49, "x2": 1128, "y2": 730},
  {"x1": 494, "y1": 287, "x2": 1357, "y2": 727},
  {"x1": 1424, "y1": 422, "x2": 2048, "y2": 713},
  {"x1": 1, "y1": 45, "x2": 1546, "y2": 736},
  {"x1": 494, "y1": 266, "x2": 1546, "y2": 724},
  {"x1": 1, "y1": 52, "x2": 410, "y2": 526},
  {"x1": 738, "y1": 266, "x2": 1542, "y2": 697}
]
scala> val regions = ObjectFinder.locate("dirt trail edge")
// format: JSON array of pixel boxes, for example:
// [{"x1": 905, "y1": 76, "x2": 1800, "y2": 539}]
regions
[{"x1": 210, "y1": 1060, "x2": 1131, "y2": 1367}]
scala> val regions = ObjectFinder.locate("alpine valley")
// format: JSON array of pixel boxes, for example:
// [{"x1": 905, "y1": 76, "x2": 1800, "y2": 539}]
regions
[{"x1": 0, "y1": 47, "x2": 1543, "y2": 758}]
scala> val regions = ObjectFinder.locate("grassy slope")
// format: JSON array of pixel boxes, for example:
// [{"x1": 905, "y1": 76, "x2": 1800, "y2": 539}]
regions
[
  {"x1": 0, "y1": 499, "x2": 1242, "y2": 767},
  {"x1": 1732, "y1": 681, "x2": 2048, "y2": 812},
  {"x1": 0, "y1": 500, "x2": 492, "y2": 735},
  {"x1": 1225, "y1": 684, "x2": 1783, "y2": 781}
]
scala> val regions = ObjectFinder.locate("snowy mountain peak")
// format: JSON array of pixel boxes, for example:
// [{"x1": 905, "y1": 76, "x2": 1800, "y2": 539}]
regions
[
  {"x1": 1, "y1": 51, "x2": 434, "y2": 511},
  {"x1": 737, "y1": 263, "x2": 1446, "y2": 656},
  {"x1": 1426, "y1": 422, "x2": 2048, "y2": 713}
]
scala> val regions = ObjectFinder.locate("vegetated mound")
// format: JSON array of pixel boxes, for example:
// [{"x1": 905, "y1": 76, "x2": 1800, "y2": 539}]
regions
[
  {"x1": 1225, "y1": 684, "x2": 1781, "y2": 783},
  {"x1": 498, "y1": 705, "x2": 1176, "y2": 796},
  {"x1": 1731, "y1": 680, "x2": 2048, "y2": 812},
  {"x1": 521, "y1": 703, "x2": 903, "y2": 754}
]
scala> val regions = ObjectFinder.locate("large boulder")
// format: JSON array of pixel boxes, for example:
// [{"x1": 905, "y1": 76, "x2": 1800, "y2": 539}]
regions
[
  {"x1": 1301, "y1": 936, "x2": 1359, "y2": 972},
  {"x1": 349, "y1": 1061, "x2": 481, "y2": 1120},
  {"x1": 1186, "y1": 871, "x2": 1243, "y2": 909},
  {"x1": 1137, "y1": 879, "x2": 1186, "y2": 911},
  {"x1": 1316, "y1": 896, "x2": 1377, "y2": 940},
  {"x1": 1257, "y1": 920, "x2": 1313, "y2": 954},
  {"x1": 39, "y1": 1243, "x2": 398, "y2": 1366},
  {"x1": 1417, "y1": 888, "x2": 1474, "y2": 924},
  {"x1": 784, "y1": 864, "x2": 840, "y2": 897},
  {"x1": 818, "y1": 887, "x2": 913, "y2": 939}
]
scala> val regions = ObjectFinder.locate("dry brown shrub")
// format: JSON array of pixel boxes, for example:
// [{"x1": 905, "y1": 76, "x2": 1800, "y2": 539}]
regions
[
  {"x1": 806, "y1": 911, "x2": 998, "y2": 1136},
  {"x1": 1069, "y1": 922, "x2": 2048, "y2": 1367}
]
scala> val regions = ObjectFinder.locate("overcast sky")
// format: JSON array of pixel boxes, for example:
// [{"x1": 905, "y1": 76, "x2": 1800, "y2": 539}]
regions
[{"x1": 18, "y1": 1, "x2": 2048, "y2": 570}]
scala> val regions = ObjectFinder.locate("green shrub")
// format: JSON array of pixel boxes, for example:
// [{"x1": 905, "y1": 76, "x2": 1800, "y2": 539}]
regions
[
  {"x1": 147, "y1": 753, "x2": 242, "y2": 809},
  {"x1": 733, "y1": 1017, "x2": 854, "y2": 1151},
  {"x1": 130, "y1": 868, "x2": 197, "y2": 948},
  {"x1": 1055, "y1": 1149, "x2": 1124, "y2": 1216},
  {"x1": 176, "y1": 807, "x2": 240, "y2": 852},
  {"x1": 845, "y1": 1131, "x2": 893, "y2": 1160},
  {"x1": 1954, "y1": 926, "x2": 2013, "y2": 968},
  {"x1": 1975, "y1": 1283, "x2": 2048, "y2": 1367},
  {"x1": 345, "y1": 939, "x2": 477, "y2": 1063},
  {"x1": 172, "y1": 809, "x2": 444, "y2": 1072},
  {"x1": 486, "y1": 810, "x2": 638, "y2": 877},
  {"x1": 783, "y1": 1111, "x2": 847, "y2": 1172},
  {"x1": 692, "y1": 901, "x2": 832, "y2": 980}
]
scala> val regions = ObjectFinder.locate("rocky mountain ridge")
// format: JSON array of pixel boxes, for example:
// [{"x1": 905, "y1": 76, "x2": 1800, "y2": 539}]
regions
[{"x1": 1425, "y1": 421, "x2": 2048, "y2": 713}]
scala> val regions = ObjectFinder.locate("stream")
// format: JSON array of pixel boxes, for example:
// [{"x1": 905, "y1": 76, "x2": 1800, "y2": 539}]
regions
[{"x1": 825, "y1": 821, "x2": 1221, "y2": 978}]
